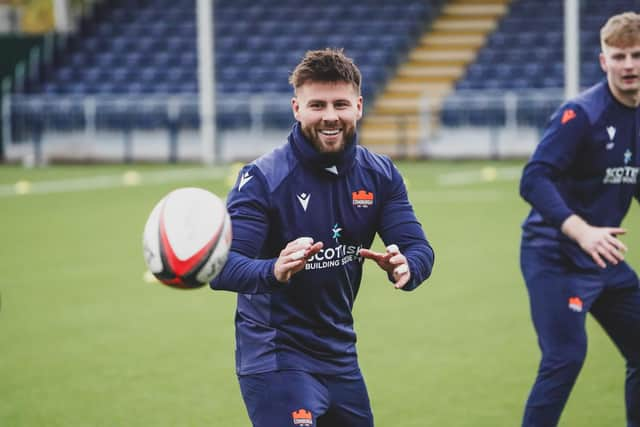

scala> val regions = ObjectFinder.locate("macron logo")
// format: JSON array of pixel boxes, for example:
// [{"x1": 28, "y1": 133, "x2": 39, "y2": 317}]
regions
[
  {"x1": 238, "y1": 172, "x2": 253, "y2": 190},
  {"x1": 297, "y1": 193, "x2": 310, "y2": 211}
]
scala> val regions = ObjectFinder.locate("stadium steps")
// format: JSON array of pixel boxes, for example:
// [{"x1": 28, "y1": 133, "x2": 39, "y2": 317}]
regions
[{"x1": 360, "y1": 0, "x2": 511, "y2": 154}]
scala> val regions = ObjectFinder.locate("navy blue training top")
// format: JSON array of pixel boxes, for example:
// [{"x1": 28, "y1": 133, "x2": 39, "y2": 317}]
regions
[
  {"x1": 520, "y1": 79, "x2": 640, "y2": 275},
  {"x1": 211, "y1": 123, "x2": 434, "y2": 375}
]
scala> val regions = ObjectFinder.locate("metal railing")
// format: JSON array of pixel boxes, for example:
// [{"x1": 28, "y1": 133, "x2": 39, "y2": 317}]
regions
[
  {"x1": 3, "y1": 93, "x2": 294, "y2": 164},
  {"x1": 3, "y1": 90, "x2": 567, "y2": 163}
]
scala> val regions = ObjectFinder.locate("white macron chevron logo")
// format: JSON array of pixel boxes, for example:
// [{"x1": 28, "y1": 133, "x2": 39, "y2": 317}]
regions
[
  {"x1": 238, "y1": 172, "x2": 253, "y2": 190},
  {"x1": 297, "y1": 193, "x2": 310, "y2": 211}
]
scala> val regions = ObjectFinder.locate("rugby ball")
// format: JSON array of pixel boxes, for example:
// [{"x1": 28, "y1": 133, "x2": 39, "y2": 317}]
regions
[{"x1": 142, "y1": 187, "x2": 231, "y2": 289}]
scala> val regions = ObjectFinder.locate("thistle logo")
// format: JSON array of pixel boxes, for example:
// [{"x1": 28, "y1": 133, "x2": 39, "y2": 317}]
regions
[
  {"x1": 331, "y1": 223, "x2": 342, "y2": 243},
  {"x1": 568, "y1": 296, "x2": 583, "y2": 312},
  {"x1": 291, "y1": 409, "x2": 313, "y2": 426},
  {"x1": 624, "y1": 149, "x2": 633, "y2": 165},
  {"x1": 305, "y1": 223, "x2": 361, "y2": 271}
]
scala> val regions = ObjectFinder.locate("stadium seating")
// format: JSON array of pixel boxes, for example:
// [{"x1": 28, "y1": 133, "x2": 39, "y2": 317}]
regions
[
  {"x1": 443, "y1": 0, "x2": 640, "y2": 127},
  {"x1": 455, "y1": 0, "x2": 640, "y2": 93},
  {"x1": 19, "y1": 0, "x2": 434, "y2": 131}
]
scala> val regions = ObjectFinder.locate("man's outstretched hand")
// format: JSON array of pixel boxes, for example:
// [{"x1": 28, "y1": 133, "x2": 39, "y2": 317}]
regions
[
  {"x1": 359, "y1": 244, "x2": 411, "y2": 289},
  {"x1": 274, "y1": 237, "x2": 323, "y2": 283}
]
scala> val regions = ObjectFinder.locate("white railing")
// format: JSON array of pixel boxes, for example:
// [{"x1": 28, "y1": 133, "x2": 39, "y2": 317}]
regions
[
  {"x1": 3, "y1": 90, "x2": 567, "y2": 163},
  {"x1": 419, "y1": 89, "x2": 565, "y2": 159},
  {"x1": 4, "y1": 93, "x2": 294, "y2": 164}
]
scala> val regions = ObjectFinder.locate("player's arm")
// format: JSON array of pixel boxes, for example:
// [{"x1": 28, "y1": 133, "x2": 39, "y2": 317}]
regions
[
  {"x1": 209, "y1": 166, "x2": 285, "y2": 293},
  {"x1": 360, "y1": 163, "x2": 434, "y2": 291},
  {"x1": 519, "y1": 104, "x2": 588, "y2": 228}
]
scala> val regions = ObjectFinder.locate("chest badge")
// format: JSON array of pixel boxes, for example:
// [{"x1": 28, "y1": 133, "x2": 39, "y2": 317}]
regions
[
  {"x1": 352, "y1": 189, "x2": 374, "y2": 208},
  {"x1": 624, "y1": 149, "x2": 633, "y2": 165}
]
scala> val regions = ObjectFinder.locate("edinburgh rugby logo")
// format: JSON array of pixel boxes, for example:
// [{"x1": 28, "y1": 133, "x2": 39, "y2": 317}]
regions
[
  {"x1": 292, "y1": 409, "x2": 312, "y2": 426},
  {"x1": 352, "y1": 189, "x2": 374, "y2": 208},
  {"x1": 568, "y1": 297, "x2": 583, "y2": 312}
]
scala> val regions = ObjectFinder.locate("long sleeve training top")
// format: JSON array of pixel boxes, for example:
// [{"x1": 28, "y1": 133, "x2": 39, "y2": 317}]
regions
[
  {"x1": 520, "y1": 79, "x2": 640, "y2": 275},
  {"x1": 211, "y1": 123, "x2": 434, "y2": 375}
]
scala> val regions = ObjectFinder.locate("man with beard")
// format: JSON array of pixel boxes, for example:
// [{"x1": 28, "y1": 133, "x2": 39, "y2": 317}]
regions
[
  {"x1": 519, "y1": 12, "x2": 640, "y2": 427},
  {"x1": 211, "y1": 48, "x2": 434, "y2": 427}
]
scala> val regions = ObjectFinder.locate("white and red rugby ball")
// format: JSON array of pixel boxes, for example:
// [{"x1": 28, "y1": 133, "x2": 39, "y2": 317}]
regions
[{"x1": 143, "y1": 187, "x2": 232, "y2": 289}]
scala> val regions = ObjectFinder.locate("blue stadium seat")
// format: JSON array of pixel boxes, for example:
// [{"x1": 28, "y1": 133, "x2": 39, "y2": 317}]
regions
[
  {"x1": 453, "y1": 0, "x2": 632, "y2": 104},
  {"x1": 24, "y1": 0, "x2": 434, "y2": 133}
]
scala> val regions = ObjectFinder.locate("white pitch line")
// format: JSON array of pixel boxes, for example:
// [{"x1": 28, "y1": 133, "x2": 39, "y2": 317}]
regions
[
  {"x1": 0, "y1": 167, "x2": 228, "y2": 197},
  {"x1": 437, "y1": 166, "x2": 523, "y2": 186}
]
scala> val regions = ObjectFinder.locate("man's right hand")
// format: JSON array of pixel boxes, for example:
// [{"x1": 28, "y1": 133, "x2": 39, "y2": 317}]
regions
[
  {"x1": 273, "y1": 237, "x2": 323, "y2": 283},
  {"x1": 561, "y1": 214, "x2": 627, "y2": 268}
]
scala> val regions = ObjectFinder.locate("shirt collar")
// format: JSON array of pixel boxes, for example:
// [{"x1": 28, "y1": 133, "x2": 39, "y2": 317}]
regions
[{"x1": 288, "y1": 122, "x2": 357, "y2": 176}]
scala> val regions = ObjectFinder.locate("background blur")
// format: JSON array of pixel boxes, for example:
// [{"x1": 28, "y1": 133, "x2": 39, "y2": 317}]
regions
[{"x1": 2, "y1": 1, "x2": 640, "y2": 426}]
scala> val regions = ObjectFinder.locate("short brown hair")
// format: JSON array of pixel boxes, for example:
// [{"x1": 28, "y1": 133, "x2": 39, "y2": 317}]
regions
[
  {"x1": 289, "y1": 48, "x2": 361, "y2": 94},
  {"x1": 601, "y1": 12, "x2": 640, "y2": 50}
]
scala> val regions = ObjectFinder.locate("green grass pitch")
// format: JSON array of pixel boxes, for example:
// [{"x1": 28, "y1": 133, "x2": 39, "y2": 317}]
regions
[{"x1": 1, "y1": 160, "x2": 638, "y2": 426}]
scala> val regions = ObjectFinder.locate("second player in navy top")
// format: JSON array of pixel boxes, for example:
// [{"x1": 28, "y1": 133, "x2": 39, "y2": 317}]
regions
[{"x1": 519, "y1": 12, "x2": 640, "y2": 427}]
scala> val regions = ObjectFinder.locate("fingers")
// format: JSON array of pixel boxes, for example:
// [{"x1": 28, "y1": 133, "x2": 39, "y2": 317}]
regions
[
  {"x1": 590, "y1": 251, "x2": 607, "y2": 269},
  {"x1": 605, "y1": 233, "x2": 628, "y2": 253},
  {"x1": 392, "y1": 263, "x2": 410, "y2": 289},
  {"x1": 608, "y1": 227, "x2": 627, "y2": 236},
  {"x1": 597, "y1": 237, "x2": 626, "y2": 266},
  {"x1": 287, "y1": 237, "x2": 321, "y2": 261},
  {"x1": 577, "y1": 225, "x2": 630, "y2": 269},
  {"x1": 358, "y1": 248, "x2": 384, "y2": 261},
  {"x1": 387, "y1": 244, "x2": 410, "y2": 288},
  {"x1": 360, "y1": 244, "x2": 411, "y2": 288},
  {"x1": 386, "y1": 244, "x2": 399, "y2": 254},
  {"x1": 273, "y1": 237, "x2": 322, "y2": 283},
  {"x1": 588, "y1": 232, "x2": 627, "y2": 268}
]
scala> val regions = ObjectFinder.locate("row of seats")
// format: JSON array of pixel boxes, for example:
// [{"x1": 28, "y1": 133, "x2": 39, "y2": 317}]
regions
[
  {"x1": 17, "y1": 0, "x2": 435, "y2": 132},
  {"x1": 443, "y1": 0, "x2": 640, "y2": 127},
  {"x1": 30, "y1": 0, "x2": 433, "y2": 101},
  {"x1": 10, "y1": 98, "x2": 294, "y2": 133},
  {"x1": 455, "y1": 0, "x2": 638, "y2": 93}
]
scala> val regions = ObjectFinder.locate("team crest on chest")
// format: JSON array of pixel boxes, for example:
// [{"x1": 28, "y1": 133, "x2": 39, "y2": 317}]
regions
[
  {"x1": 291, "y1": 409, "x2": 312, "y2": 426},
  {"x1": 352, "y1": 189, "x2": 374, "y2": 208}
]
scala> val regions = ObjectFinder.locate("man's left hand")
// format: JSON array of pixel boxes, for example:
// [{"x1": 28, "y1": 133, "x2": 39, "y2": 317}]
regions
[{"x1": 359, "y1": 244, "x2": 411, "y2": 289}]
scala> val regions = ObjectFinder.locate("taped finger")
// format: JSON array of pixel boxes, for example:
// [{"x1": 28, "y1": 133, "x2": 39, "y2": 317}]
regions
[
  {"x1": 394, "y1": 264, "x2": 409, "y2": 275},
  {"x1": 296, "y1": 237, "x2": 313, "y2": 246},
  {"x1": 386, "y1": 244, "x2": 399, "y2": 254},
  {"x1": 291, "y1": 249, "x2": 306, "y2": 261}
]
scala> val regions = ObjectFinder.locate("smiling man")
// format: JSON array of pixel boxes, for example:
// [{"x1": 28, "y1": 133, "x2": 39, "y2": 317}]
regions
[
  {"x1": 518, "y1": 12, "x2": 640, "y2": 427},
  {"x1": 210, "y1": 49, "x2": 434, "y2": 427}
]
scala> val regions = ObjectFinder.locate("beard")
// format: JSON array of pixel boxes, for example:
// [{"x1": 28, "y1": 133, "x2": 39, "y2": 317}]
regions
[{"x1": 301, "y1": 124, "x2": 356, "y2": 155}]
